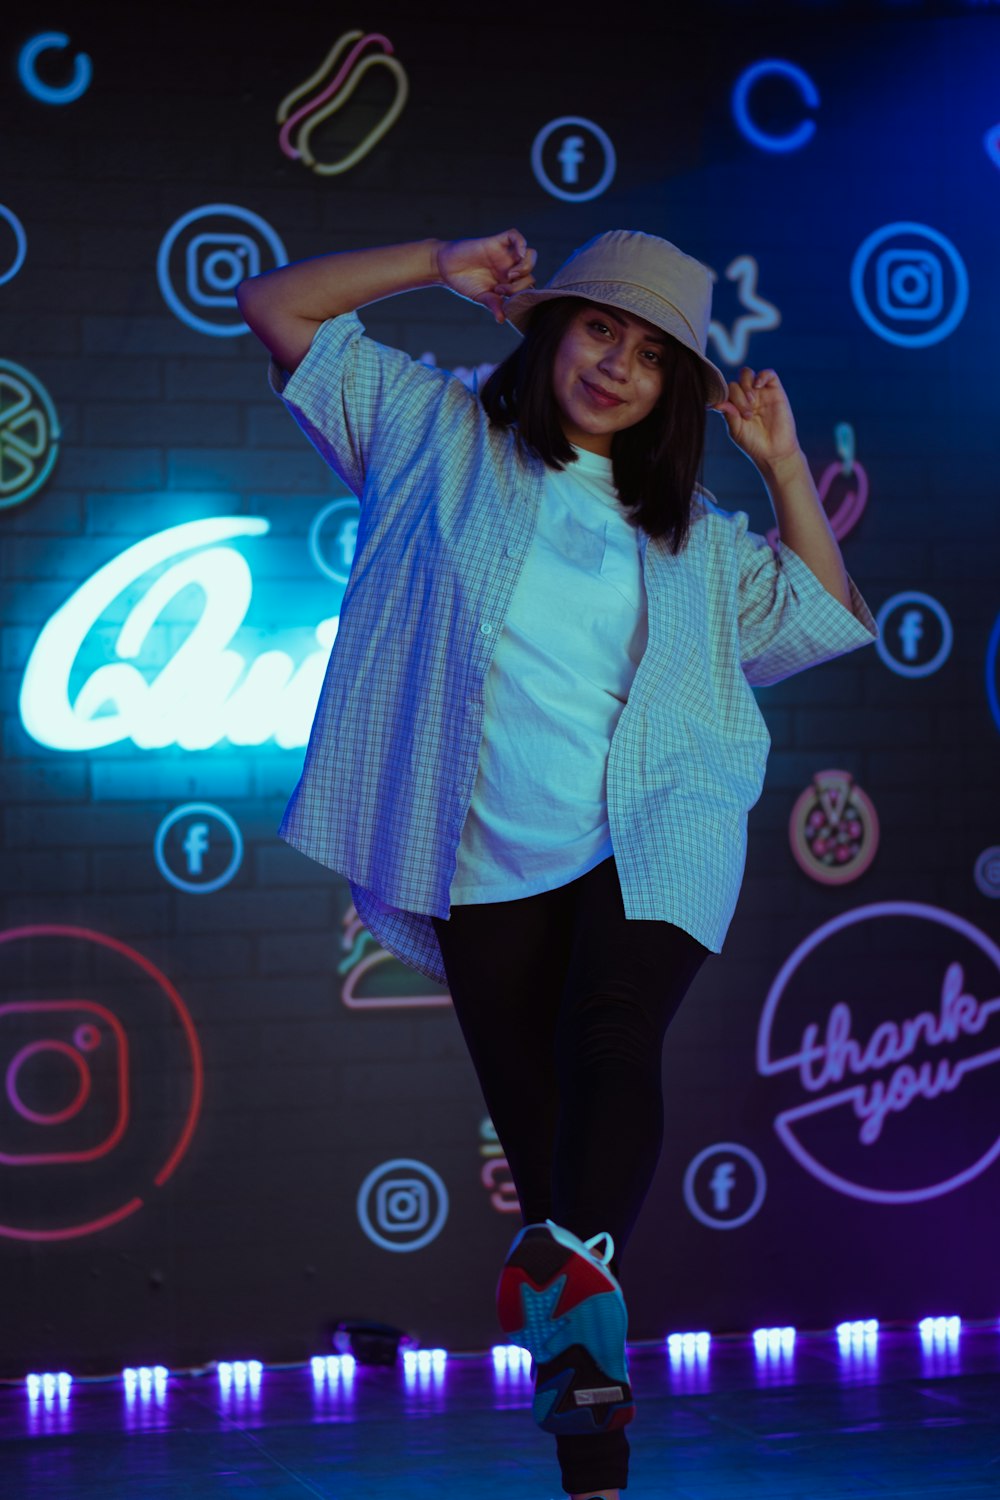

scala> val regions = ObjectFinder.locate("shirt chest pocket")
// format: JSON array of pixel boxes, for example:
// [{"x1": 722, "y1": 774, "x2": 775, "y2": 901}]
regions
[
  {"x1": 552, "y1": 511, "x2": 642, "y2": 611},
  {"x1": 556, "y1": 510, "x2": 607, "y2": 573}
]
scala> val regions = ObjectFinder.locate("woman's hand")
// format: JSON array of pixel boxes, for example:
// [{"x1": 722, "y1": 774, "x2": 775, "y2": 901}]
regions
[
  {"x1": 713, "y1": 366, "x2": 802, "y2": 475},
  {"x1": 437, "y1": 230, "x2": 537, "y2": 323}
]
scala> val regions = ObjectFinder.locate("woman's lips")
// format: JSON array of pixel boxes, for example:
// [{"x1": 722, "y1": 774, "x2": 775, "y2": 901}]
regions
[{"x1": 580, "y1": 379, "x2": 624, "y2": 408}]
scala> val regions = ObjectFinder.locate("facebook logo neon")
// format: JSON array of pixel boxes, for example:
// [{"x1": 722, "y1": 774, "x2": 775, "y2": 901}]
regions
[
  {"x1": 709, "y1": 1160, "x2": 736, "y2": 1211},
  {"x1": 182, "y1": 822, "x2": 210, "y2": 874},
  {"x1": 897, "y1": 609, "x2": 923, "y2": 661},
  {"x1": 557, "y1": 135, "x2": 585, "y2": 183},
  {"x1": 684, "y1": 1142, "x2": 765, "y2": 1229}
]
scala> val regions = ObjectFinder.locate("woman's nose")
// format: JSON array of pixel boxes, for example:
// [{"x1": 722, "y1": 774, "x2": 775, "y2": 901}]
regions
[{"x1": 597, "y1": 349, "x2": 628, "y2": 381}]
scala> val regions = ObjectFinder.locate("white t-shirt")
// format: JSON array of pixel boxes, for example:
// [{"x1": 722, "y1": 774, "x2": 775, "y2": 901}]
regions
[{"x1": 449, "y1": 445, "x2": 649, "y2": 903}]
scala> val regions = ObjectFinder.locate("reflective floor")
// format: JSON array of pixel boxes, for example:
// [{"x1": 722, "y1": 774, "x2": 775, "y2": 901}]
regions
[{"x1": 2, "y1": 1324, "x2": 999, "y2": 1498}]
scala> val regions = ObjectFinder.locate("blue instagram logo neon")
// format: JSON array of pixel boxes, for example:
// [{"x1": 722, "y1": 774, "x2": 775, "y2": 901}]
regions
[
  {"x1": 851, "y1": 222, "x2": 968, "y2": 349},
  {"x1": 356, "y1": 1158, "x2": 449, "y2": 1252},
  {"x1": 876, "y1": 249, "x2": 942, "y2": 322},
  {"x1": 186, "y1": 234, "x2": 260, "y2": 307},
  {"x1": 157, "y1": 205, "x2": 287, "y2": 337},
  {"x1": 376, "y1": 1177, "x2": 429, "y2": 1233}
]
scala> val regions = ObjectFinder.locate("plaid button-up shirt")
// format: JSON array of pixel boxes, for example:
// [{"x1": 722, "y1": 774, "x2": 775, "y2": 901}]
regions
[{"x1": 268, "y1": 312, "x2": 877, "y2": 986}]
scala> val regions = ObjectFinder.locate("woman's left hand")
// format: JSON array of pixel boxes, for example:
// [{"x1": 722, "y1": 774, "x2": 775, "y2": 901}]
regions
[{"x1": 713, "y1": 367, "x2": 801, "y2": 472}]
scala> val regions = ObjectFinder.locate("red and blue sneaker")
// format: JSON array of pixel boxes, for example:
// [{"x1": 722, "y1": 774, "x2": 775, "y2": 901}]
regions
[{"x1": 496, "y1": 1218, "x2": 634, "y2": 1437}]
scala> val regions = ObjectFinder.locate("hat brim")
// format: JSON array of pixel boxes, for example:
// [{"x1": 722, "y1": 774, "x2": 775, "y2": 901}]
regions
[{"x1": 502, "y1": 283, "x2": 730, "y2": 408}]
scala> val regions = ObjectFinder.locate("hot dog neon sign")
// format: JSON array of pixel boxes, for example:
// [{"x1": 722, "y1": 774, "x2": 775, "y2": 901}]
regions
[{"x1": 19, "y1": 517, "x2": 336, "y2": 752}]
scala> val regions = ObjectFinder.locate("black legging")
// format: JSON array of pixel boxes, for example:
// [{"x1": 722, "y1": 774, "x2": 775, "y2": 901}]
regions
[{"x1": 431, "y1": 853, "x2": 710, "y2": 1494}]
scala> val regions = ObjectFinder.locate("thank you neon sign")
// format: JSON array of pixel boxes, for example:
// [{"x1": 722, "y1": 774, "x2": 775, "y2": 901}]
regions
[{"x1": 758, "y1": 903, "x2": 1000, "y2": 1204}]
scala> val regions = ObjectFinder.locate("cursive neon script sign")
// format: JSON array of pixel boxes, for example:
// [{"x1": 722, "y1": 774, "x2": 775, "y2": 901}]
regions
[
  {"x1": 19, "y1": 517, "x2": 337, "y2": 751},
  {"x1": 777, "y1": 962, "x2": 1000, "y2": 1146},
  {"x1": 758, "y1": 903, "x2": 1000, "y2": 1204}
]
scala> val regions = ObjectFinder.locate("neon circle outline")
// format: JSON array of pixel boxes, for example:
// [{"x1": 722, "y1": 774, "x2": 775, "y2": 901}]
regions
[
  {"x1": 356, "y1": 1158, "x2": 449, "y2": 1252},
  {"x1": 157, "y1": 204, "x2": 287, "y2": 337},
  {"x1": 986, "y1": 611, "x2": 1000, "y2": 735},
  {"x1": 985, "y1": 124, "x2": 1000, "y2": 171},
  {"x1": 308, "y1": 498, "x2": 360, "y2": 584},
  {"x1": 973, "y1": 846, "x2": 1000, "y2": 899},
  {"x1": 7, "y1": 1040, "x2": 90, "y2": 1126},
  {"x1": 154, "y1": 803, "x2": 244, "y2": 894},
  {"x1": 788, "y1": 769, "x2": 880, "y2": 885},
  {"x1": 0, "y1": 205, "x2": 27, "y2": 287},
  {"x1": 530, "y1": 117, "x2": 616, "y2": 202},
  {"x1": 17, "y1": 33, "x2": 92, "y2": 106},
  {"x1": 0, "y1": 359, "x2": 62, "y2": 510},
  {"x1": 0, "y1": 1001, "x2": 128, "y2": 1162},
  {"x1": 731, "y1": 59, "x2": 819, "y2": 153},
  {"x1": 850, "y1": 222, "x2": 969, "y2": 349},
  {"x1": 758, "y1": 902, "x2": 1000, "y2": 1204},
  {"x1": 0, "y1": 925, "x2": 204, "y2": 1240},
  {"x1": 683, "y1": 1142, "x2": 767, "y2": 1229},
  {"x1": 874, "y1": 591, "x2": 952, "y2": 677}
]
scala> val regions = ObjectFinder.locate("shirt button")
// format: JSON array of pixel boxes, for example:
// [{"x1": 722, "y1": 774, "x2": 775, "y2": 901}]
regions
[
  {"x1": 506, "y1": 544, "x2": 520, "y2": 558},
  {"x1": 480, "y1": 622, "x2": 493, "y2": 635}
]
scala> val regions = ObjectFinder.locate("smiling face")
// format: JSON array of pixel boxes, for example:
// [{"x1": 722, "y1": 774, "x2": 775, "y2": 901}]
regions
[{"x1": 550, "y1": 302, "x2": 669, "y2": 456}]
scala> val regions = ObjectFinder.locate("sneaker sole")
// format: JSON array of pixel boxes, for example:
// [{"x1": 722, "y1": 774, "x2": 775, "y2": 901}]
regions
[{"x1": 496, "y1": 1225, "x2": 634, "y2": 1435}]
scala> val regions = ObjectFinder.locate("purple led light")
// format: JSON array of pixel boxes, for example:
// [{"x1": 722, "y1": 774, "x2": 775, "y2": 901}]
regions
[
  {"x1": 666, "y1": 1332, "x2": 711, "y2": 1357},
  {"x1": 753, "y1": 1326, "x2": 796, "y2": 1353},
  {"x1": 491, "y1": 1343, "x2": 531, "y2": 1373},
  {"x1": 310, "y1": 1354, "x2": 355, "y2": 1383},
  {"x1": 25, "y1": 1371, "x2": 72, "y2": 1399}
]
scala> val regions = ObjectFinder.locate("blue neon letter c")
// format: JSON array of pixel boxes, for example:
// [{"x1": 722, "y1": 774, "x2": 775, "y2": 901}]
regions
[{"x1": 732, "y1": 59, "x2": 819, "y2": 153}]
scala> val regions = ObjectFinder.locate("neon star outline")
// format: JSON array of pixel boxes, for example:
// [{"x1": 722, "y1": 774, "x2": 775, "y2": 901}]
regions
[{"x1": 708, "y1": 256, "x2": 781, "y2": 367}]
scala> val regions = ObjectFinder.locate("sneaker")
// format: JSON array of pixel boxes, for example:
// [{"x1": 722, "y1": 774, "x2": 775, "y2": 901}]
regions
[{"x1": 496, "y1": 1218, "x2": 634, "y2": 1436}]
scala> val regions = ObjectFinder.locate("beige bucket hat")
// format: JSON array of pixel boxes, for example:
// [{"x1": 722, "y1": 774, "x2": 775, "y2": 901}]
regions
[{"x1": 503, "y1": 229, "x2": 730, "y2": 409}]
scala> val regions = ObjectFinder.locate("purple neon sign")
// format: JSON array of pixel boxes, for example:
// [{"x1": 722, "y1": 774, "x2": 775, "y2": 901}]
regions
[{"x1": 757, "y1": 903, "x2": 1000, "y2": 1204}]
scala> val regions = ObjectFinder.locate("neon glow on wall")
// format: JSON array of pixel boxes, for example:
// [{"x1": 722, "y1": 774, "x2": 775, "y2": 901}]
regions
[{"x1": 19, "y1": 517, "x2": 338, "y2": 752}]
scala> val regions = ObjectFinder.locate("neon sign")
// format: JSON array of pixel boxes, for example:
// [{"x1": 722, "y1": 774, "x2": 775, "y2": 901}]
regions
[
  {"x1": 19, "y1": 517, "x2": 337, "y2": 752},
  {"x1": 277, "y1": 30, "x2": 409, "y2": 176},
  {"x1": 789, "y1": 964, "x2": 997, "y2": 1146},
  {"x1": 530, "y1": 116, "x2": 616, "y2": 202},
  {"x1": 850, "y1": 222, "x2": 968, "y2": 349},
  {"x1": 355, "y1": 1159, "x2": 449, "y2": 1253},
  {"x1": 17, "y1": 32, "x2": 92, "y2": 105},
  {"x1": 764, "y1": 425, "x2": 868, "y2": 552},
  {"x1": 0, "y1": 360, "x2": 62, "y2": 510},
  {"x1": 0, "y1": 925, "x2": 202, "y2": 1242},
  {"x1": 758, "y1": 903, "x2": 1000, "y2": 1203},
  {"x1": 987, "y1": 610, "x2": 1000, "y2": 734},
  {"x1": 731, "y1": 60, "x2": 819, "y2": 153},
  {"x1": 0, "y1": 205, "x2": 27, "y2": 288},
  {"x1": 706, "y1": 256, "x2": 780, "y2": 366},
  {"x1": 158, "y1": 206, "x2": 288, "y2": 337}
]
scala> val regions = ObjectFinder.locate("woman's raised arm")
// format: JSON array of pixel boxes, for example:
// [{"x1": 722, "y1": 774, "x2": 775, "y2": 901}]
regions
[{"x1": 236, "y1": 231, "x2": 536, "y2": 373}]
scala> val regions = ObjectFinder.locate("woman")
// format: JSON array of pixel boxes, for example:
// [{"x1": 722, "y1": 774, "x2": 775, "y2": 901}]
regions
[{"x1": 238, "y1": 228, "x2": 877, "y2": 1500}]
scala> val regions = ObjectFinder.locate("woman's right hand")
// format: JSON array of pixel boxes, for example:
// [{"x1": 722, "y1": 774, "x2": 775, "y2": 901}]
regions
[{"x1": 436, "y1": 230, "x2": 537, "y2": 323}]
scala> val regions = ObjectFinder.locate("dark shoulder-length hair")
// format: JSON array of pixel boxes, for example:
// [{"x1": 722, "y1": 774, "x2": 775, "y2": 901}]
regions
[{"x1": 479, "y1": 296, "x2": 712, "y2": 554}]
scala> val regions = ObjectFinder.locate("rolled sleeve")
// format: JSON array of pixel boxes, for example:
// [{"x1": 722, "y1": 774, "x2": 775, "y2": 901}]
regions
[
  {"x1": 267, "y1": 311, "x2": 454, "y2": 497},
  {"x1": 737, "y1": 516, "x2": 878, "y2": 687}
]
